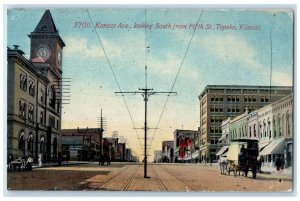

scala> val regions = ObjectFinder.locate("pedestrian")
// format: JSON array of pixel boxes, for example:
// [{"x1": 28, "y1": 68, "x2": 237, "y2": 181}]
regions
[
  {"x1": 21, "y1": 156, "x2": 26, "y2": 171},
  {"x1": 26, "y1": 155, "x2": 33, "y2": 171},
  {"x1": 275, "y1": 156, "x2": 282, "y2": 171},
  {"x1": 240, "y1": 145, "x2": 246, "y2": 156}
]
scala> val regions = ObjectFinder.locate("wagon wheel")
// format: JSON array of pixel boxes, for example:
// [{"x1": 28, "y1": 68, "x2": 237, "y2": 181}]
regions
[
  {"x1": 252, "y1": 168, "x2": 257, "y2": 179},
  {"x1": 233, "y1": 166, "x2": 237, "y2": 177}
]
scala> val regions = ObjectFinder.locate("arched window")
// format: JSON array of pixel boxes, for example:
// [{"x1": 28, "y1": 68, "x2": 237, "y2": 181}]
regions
[
  {"x1": 53, "y1": 138, "x2": 58, "y2": 157},
  {"x1": 18, "y1": 130, "x2": 26, "y2": 152},
  {"x1": 286, "y1": 111, "x2": 291, "y2": 136},
  {"x1": 40, "y1": 136, "x2": 45, "y2": 153},
  {"x1": 268, "y1": 120, "x2": 271, "y2": 138},
  {"x1": 278, "y1": 115, "x2": 282, "y2": 137},
  {"x1": 263, "y1": 120, "x2": 266, "y2": 137},
  {"x1": 19, "y1": 100, "x2": 26, "y2": 119},
  {"x1": 28, "y1": 132, "x2": 33, "y2": 151},
  {"x1": 49, "y1": 85, "x2": 56, "y2": 109},
  {"x1": 259, "y1": 122, "x2": 262, "y2": 138},
  {"x1": 29, "y1": 80, "x2": 35, "y2": 96},
  {"x1": 273, "y1": 117, "x2": 276, "y2": 138}
]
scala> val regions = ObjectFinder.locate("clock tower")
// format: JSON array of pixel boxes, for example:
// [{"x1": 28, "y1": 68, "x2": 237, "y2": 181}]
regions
[{"x1": 29, "y1": 9, "x2": 65, "y2": 70}]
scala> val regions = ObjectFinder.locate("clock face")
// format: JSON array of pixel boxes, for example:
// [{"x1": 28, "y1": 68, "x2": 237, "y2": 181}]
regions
[{"x1": 37, "y1": 46, "x2": 51, "y2": 60}]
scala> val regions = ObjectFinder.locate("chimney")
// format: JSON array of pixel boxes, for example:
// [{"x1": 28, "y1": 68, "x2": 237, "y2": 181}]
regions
[{"x1": 13, "y1": 45, "x2": 25, "y2": 55}]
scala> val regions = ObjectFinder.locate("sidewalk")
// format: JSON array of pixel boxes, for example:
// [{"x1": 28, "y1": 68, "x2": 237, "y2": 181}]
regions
[
  {"x1": 32, "y1": 161, "x2": 91, "y2": 169},
  {"x1": 198, "y1": 162, "x2": 293, "y2": 181}
]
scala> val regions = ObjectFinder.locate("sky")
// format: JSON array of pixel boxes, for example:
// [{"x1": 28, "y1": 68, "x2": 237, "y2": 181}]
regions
[{"x1": 7, "y1": 8, "x2": 294, "y2": 160}]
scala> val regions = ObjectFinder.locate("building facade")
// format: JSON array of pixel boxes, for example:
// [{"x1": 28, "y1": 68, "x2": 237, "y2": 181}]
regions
[
  {"x1": 198, "y1": 85, "x2": 292, "y2": 161},
  {"x1": 7, "y1": 10, "x2": 65, "y2": 162},
  {"x1": 218, "y1": 94, "x2": 293, "y2": 170},
  {"x1": 161, "y1": 141, "x2": 174, "y2": 162},
  {"x1": 173, "y1": 129, "x2": 199, "y2": 162}
]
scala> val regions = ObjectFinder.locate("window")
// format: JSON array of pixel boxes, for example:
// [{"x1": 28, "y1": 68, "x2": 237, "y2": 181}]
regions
[
  {"x1": 40, "y1": 111, "x2": 44, "y2": 125},
  {"x1": 20, "y1": 74, "x2": 27, "y2": 91},
  {"x1": 18, "y1": 130, "x2": 25, "y2": 150},
  {"x1": 19, "y1": 100, "x2": 26, "y2": 119},
  {"x1": 227, "y1": 96, "x2": 231, "y2": 101},
  {"x1": 28, "y1": 80, "x2": 35, "y2": 96},
  {"x1": 49, "y1": 116, "x2": 56, "y2": 128},
  {"x1": 40, "y1": 137, "x2": 45, "y2": 152},
  {"x1": 273, "y1": 117, "x2": 276, "y2": 138},
  {"x1": 254, "y1": 124, "x2": 256, "y2": 137},
  {"x1": 28, "y1": 105, "x2": 34, "y2": 122},
  {"x1": 49, "y1": 85, "x2": 56, "y2": 109},
  {"x1": 40, "y1": 87, "x2": 45, "y2": 104},
  {"x1": 28, "y1": 133, "x2": 33, "y2": 151}
]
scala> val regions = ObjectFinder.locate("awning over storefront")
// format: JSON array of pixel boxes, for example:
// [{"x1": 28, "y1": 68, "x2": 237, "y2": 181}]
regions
[
  {"x1": 218, "y1": 135, "x2": 226, "y2": 142},
  {"x1": 260, "y1": 138, "x2": 285, "y2": 156},
  {"x1": 192, "y1": 151, "x2": 199, "y2": 159},
  {"x1": 259, "y1": 142, "x2": 270, "y2": 152},
  {"x1": 216, "y1": 146, "x2": 229, "y2": 156}
]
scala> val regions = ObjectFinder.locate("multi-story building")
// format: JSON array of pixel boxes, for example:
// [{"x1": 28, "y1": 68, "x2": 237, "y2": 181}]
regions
[
  {"x1": 218, "y1": 94, "x2": 293, "y2": 170},
  {"x1": 154, "y1": 150, "x2": 162, "y2": 163},
  {"x1": 161, "y1": 141, "x2": 174, "y2": 162},
  {"x1": 61, "y1": 128, "x2": 102, "y2": 161},
  {"x1": 173, "y1": 129, "x2": 199, "y2": 162},
  {"x1": 258, "y1": 94, "x2": 293, "y2": 168},
  {"x1": 198, "y1": 85, "x2": 292, "y2": 161},
  {"x1": 7, "y1": 10, "x2": 65, "y2": 162}
]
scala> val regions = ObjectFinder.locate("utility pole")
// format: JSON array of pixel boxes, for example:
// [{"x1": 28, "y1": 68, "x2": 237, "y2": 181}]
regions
[
  {"x1": 98, "y1": 109, "x2": 104, "y2": 165},
  {"x1": 116, "y1": 67, "x2": 176, "y2": 178}
]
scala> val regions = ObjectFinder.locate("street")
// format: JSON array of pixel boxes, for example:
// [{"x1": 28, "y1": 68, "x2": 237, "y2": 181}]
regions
[{"x1": 7, "y1": 162, "x2": 292, "y2": 192}]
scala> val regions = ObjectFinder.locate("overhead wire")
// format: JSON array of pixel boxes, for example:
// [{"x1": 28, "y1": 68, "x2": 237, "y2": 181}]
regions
[
  {"x1": 147, "y1": 10, "x2": 204, "y2": 154},
  {"x1": 86, "y1": 9, "x2": 144, "y2": 151}
]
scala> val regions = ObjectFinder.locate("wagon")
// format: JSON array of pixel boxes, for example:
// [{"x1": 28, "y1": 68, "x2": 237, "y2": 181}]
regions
[{"x1": 226, "y1": 139, "x2": 259, "y2": 179}]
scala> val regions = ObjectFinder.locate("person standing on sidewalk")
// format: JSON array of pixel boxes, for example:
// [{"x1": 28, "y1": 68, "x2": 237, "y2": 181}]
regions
[{"x1": 275, "y1": 156, "x2": 282, "y2": 171}]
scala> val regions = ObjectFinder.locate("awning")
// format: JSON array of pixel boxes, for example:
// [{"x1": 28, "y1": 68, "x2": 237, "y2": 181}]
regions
[
  {"x1": 216, "y1": 146, "x2": 229, "y2": 156},
  {"x1": 260, "y1": 138, "x2": 285, "y2": 156},
  {"x1": 218, "y1": 135, "x2": 226, "y2": 142},
  {"x1": 192, "y1": 151, "x2": 199, "y2": 159}
]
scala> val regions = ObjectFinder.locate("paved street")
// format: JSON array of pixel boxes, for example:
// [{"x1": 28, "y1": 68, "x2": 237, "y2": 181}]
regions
[{"x1": 7, "y1": 162, "x2": 292, "y2": 192}]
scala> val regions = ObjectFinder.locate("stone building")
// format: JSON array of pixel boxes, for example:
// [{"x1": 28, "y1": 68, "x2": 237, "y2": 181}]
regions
[
  {"x1": 198, "y1": 85, "x2": 292, "y2": 161},
  {"x1": 7, "y1": 10, "x2": 65, "y2": 162}
]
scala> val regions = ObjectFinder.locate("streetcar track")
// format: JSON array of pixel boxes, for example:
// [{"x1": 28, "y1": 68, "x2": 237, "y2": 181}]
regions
[
  {"x1": 157, "y1": 165, "x2": 195, "y2": 192},
  {"x1": 89, "y1": 165, "x2": 131, "y2": 191},
  {"x1": 122, "y1": 164, "x2": 142, "y2": 191},
  {"x1": 89, "y1": 164, "x2": 141, "y2": 191},
  {"x1": 151, "y1": 165, "x2": 168, "y2": 191}
]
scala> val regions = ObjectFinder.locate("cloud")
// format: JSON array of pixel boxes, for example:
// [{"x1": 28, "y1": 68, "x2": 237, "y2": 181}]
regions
[
  {"x1": 199, "y1": 34, "x2": 264, "y2": 70},
  {"x1": 272, "y1": 71, "x2": 293, "y2": 86},
  {"x1": 148, "y1": 52, "x2": 201, "y2": 80},
  {"x1": 63, "y1": 36, "x2": 123, "y2": 59}
]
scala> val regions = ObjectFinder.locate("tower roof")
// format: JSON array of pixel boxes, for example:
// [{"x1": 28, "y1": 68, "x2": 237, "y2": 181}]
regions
[
  {"x1": 33, "y1": 9, "x2": 58, "y2": 33},
  {"x1": 29, "y1": 9, "x2": 65, "y2": 47}
]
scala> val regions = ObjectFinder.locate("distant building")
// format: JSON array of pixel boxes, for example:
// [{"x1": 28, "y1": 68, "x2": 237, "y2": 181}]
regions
[
  {"x1": 61, "y1": 128, "x2": 102, "y2": 161},
  {"x1": 173, "y1": 129, "x2": 199, "y2": 162},
  {"x1": 199, "y1": 85, "x2": 292, "y2": 161},
  {"x1": 154, "y1": 150, "x2": 162, "y2": 163},
  {"x1": 117, "y1": 143, "x2": 126, "y2": 161},
  {"x1": 161, "y1": 141, "x2": 174, "y2": 162},
  {"x1": 7, "y1": 10, "x2": 65, "y2": 163}
]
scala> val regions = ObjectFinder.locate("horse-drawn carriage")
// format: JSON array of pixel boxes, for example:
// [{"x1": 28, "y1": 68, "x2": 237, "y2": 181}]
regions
[{"x1": 219, "y1": 139, "x2": 259, "y2": 179}]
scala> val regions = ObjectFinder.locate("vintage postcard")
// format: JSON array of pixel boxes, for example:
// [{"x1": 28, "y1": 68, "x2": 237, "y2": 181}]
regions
[{"x1": 5, "y1": 7, "x2": 294, "y2": 193}]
